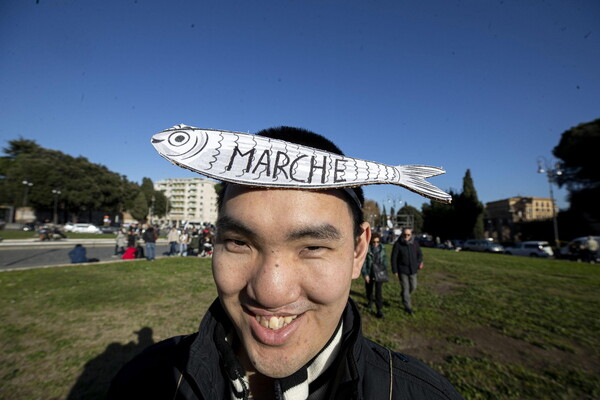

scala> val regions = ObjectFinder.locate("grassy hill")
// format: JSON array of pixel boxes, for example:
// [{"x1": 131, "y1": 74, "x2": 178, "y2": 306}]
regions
[{"x1": 0, "y1": 248, "x2": 598, "y2": 399}]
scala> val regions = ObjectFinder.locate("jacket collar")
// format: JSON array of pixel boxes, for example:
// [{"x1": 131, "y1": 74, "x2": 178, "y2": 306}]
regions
[{"x1": 184, "y1": 298, "x2": 365, "y2": 399}]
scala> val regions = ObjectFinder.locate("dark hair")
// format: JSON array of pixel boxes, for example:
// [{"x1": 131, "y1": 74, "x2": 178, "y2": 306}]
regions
[{"x1": 216, "y1": 126, "x2": 365, "y2": 238}]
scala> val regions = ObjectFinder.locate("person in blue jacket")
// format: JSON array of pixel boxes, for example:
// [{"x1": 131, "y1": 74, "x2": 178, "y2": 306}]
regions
[{"x1": 68, "y1": 244, "x2": 98, "y2": 263}]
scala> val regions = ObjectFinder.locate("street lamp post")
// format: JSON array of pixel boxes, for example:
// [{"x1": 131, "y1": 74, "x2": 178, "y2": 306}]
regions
[
  {"x1": 52, "y1": 189, "x2": 61, "y2": 224},
  {"x1": 149, "y1": 196, "x2": 155, "y2": 225},
  {"x1": 22, "y1": 180, "x2": 33, "y2": 206},
  {"x1": 537, "y1": 157, "x2": 562, "y2": 248}
]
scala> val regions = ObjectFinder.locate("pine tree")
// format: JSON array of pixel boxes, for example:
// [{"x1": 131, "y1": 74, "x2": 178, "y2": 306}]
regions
[
  {"x1": 381, "y1": 205, "x2": 388, "y2": 228},
  {"x1": 456, "y1": 169, "x2": 484, "y2": 238}
]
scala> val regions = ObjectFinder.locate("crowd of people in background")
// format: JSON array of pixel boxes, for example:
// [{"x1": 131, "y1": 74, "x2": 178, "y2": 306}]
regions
[
  {"x1": 164, "y1": 224, "x2": 214, "y2": 258},
  {"x1": 113, "y1": 223, "x2": 215, "y2": 261}
]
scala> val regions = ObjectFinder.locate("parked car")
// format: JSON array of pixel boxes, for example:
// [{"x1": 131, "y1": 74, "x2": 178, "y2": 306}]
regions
[
  {"x1": 435, "y1": 239, "x2": 462, "y2": 250},
  {"x1": 63, "y1": 222, "x2": 75, "y2": 232},
  {"x1": 559, "y1": 236, "x2": 600, "y2": 262},
  {"x1": 451, "y1": 239, "x2": 464, "y2": 251},
  {"x1": 415, "y1": 233, "x2": 435, "y2": 248},
  {"x1": 70, "y1": 223, "x2": 102, "y2": 234},
  {"x1": 100, "y1": 226, "x2": 120, "y2": 234},
  {"x1": 504, "y1": 241, "x2": 554, "y2": 257},
  {"x1": 22, "y1": 222, "x2": 37, "y2": 231},
  {"x1": 462, "y1": 239, "x2": 504, "y2": 253}
]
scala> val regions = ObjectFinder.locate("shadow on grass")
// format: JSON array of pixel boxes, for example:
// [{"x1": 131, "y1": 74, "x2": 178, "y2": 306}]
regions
[
  {"x1": 67, "y1": 327, "x2": 155, "y2": 400},
  {"x1": 350, "y1": 289, "x2": 365, "y2": 300}
]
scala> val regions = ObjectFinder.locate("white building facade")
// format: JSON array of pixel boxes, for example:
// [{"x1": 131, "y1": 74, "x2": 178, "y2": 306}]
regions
[{"x1": 154, "y1": 177, "x2": 219, "y2": 227}]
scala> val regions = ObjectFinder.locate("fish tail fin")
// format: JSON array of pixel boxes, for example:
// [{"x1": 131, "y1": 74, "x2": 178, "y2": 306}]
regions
[{"x1": 396, "y1": 165, "x2": 452, "y2": 204}]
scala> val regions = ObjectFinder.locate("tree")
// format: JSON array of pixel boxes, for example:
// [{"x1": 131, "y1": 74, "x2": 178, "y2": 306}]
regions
[
  {"x1": 553, "y1": 118, "x2": 600, "y2": 227},
  {"x1": 214, "y1": 182, "x2": 224, "y2": 196},
  {"x1": 0, "y1": 138, "x2": 143, "y2": 222},
  {"x1": 362, "y1": 200, "x2": 380, "y2": 228},
  {"x1": 130, "y1": 192, "x2": 149, "y2": 222},
  {"x1": 2, "y1": 138, "x2": 41, "y2": 158},
  {"x1": 153, "y1": 191, "x2": 169, "y2": 218},
  {"x1": 422, "y1": 191, "x2": 457, "y2": 240},
  {"x1": 381, "y1": 205, "x2": 388, "y2": 228},
  {"x1": 454, "y1": 169, "x2": 485, "y2": 239},
  {"x1": 553, "y1": 118, "x2": 600, "y2": 191},
  {"x1": 422, "y1": 169, "x2": 484, "y2": 240},
  {"x1": 397, "y1": 204, "x2": 423, "y2": 232},
  {"x1": 141, "y1": 177, "x2": 155, "y2": 202},
  {"x1": 140, "y1": 177, "x2": 169, "y2": 218}
]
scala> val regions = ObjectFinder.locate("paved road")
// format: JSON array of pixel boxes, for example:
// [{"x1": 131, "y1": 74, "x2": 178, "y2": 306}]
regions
[{"x1": 0, "y1": 239, "x2": 170, "y2": 271}]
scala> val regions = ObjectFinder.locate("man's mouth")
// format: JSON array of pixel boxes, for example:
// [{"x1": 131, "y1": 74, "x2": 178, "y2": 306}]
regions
[{"x1": 255, "y1": 315, "x2": 298, "y2": 330}]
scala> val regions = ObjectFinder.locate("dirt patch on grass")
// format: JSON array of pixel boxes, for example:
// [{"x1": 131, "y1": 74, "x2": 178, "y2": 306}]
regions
[
  {"x1": 399, "y1": 325, "x2": 599, "y2": 374},
  {"x1": 427, "y1": 271, "x2": 466, "y2": 295},
  {"x1": 469, "y1": 326, "x2": 598, "y2": 371}
]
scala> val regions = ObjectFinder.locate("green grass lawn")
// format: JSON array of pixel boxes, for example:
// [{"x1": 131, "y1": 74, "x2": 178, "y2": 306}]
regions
[{"x1": 0, "y1": 249, "x2": 598, "y2": 399}]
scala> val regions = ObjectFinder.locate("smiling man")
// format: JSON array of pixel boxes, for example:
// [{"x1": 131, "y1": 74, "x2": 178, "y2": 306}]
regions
[{"x1": 108, "y1": 127, "x2": 462, "y2": 400}]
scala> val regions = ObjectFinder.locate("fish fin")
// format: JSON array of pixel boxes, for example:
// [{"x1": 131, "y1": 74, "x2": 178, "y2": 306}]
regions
[{"x1": 397, "y1": 165, "x2": 452, "y2": 204}]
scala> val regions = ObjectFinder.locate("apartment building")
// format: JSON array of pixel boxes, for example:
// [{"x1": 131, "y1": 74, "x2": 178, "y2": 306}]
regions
[
  {"x1": 486, "y1": 196, "x2": 556, "y2": 223},
  {"x1": 154, "y1": 178, "x2": 219, "y2": 226},
  {"x1": 485, "y1": 196, "x2": 557, "y2": 241}
]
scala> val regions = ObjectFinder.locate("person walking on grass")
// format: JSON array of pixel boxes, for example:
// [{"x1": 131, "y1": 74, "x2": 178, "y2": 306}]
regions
[
  {"x1": 361, "y1": 232, "x2": 389, "y2": 319},
  {"x1": 391, "y1": 227, "x2": 423, "y2": 316}
]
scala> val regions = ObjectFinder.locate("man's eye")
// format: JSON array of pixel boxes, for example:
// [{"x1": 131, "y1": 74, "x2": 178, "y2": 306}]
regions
[
  {"x1": 224, "y1": 239, "x2": 249, "y2": 251},
  {"x1": 305, "y1": 246, "x2": 323, "y2": 251},
  {"x1": 301, "y1": 246, "x2": 327, "y2": 256}
]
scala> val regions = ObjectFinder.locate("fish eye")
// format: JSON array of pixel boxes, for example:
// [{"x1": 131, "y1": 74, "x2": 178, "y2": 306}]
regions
[{"x1": 168, "y1": 131, "x2": 190, "y2": 147}]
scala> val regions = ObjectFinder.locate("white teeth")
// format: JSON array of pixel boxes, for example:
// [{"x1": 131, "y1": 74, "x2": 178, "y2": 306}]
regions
[
  {"x1": 269, "y1": 316, "x2": 279, "y2": 329},
  {"x1": 260, "y1": 317, "x2": 269, "y2": 328},
  {"x1": 255, "y1": 314, "x2": 298, "y2": 330}
]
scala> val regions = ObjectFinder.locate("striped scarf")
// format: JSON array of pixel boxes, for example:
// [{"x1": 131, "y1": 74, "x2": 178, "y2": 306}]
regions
[{"x1": 225, "y1": 320, "x2": 344, "y2": 400}]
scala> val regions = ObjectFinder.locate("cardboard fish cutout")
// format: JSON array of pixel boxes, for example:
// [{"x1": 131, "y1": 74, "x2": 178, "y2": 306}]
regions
[{"x1": 151, "y1": 124, "x2": 452, "y2": 203}]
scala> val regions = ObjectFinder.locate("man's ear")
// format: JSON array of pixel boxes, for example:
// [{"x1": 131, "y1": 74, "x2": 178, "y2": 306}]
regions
[{"x1": 352, "y1": 222, "x2": 371, "y2": 279}]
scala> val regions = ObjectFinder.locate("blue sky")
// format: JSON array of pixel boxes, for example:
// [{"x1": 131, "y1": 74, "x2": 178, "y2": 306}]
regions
[{"x1": 1, "y1": 0, "x2": 599, "y2": 211}]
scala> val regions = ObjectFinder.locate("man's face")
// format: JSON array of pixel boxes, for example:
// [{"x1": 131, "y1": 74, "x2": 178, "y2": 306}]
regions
[{"x1": 213, "y1": 186, "x2": 370, "y2": 378}]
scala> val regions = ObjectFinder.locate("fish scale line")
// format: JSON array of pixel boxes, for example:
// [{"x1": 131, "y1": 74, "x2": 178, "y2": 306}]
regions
[{"x1": 211, "y1": 132, "x2": 224, "y2": 172}]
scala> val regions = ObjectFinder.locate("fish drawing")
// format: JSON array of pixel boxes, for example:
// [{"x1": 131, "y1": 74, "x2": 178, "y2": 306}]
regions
[{"x1": 151, "y1": 124, "x2": 452, "y2": 203}]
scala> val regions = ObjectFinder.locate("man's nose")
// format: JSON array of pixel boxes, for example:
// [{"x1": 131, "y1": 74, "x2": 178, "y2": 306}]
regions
[{"x1": 247, "y1": 252, "x2": 300, "y2": 309}]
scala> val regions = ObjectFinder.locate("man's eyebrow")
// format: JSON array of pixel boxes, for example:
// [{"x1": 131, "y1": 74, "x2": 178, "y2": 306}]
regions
[
  {"x1": 286, "y1": 223, "x2": 342, "y2": 241},
  {"x1": 215, "y1": 216, "x2": 255, "y2": 238},
  {"x1": 216, "y1": 217, "x2": 342, "y2": 241}
]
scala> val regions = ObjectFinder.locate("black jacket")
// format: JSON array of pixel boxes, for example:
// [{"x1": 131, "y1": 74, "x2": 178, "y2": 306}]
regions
[
  {"x1": 391, "y1": 239, "x2": 423, "y2": 275},
  {"x1": 108, "y1": 299, "x2": 462, "y2": 400},
  {"x1": 143, "y1": 228, "x2": 157, "y2": 243}
]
